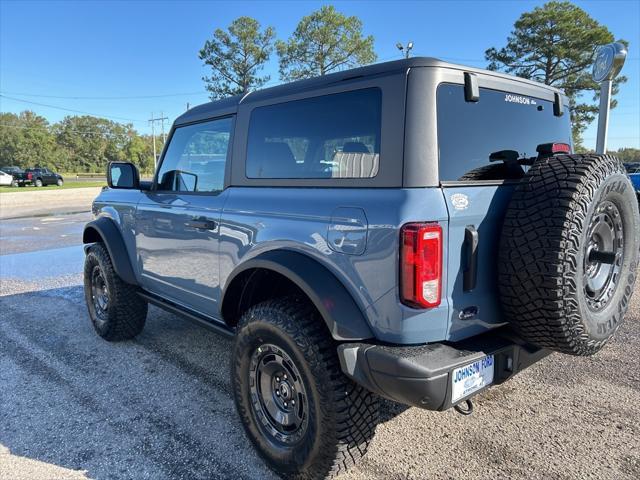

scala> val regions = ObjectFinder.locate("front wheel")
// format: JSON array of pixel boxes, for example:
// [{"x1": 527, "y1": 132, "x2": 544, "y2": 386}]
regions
[
  {"x1": 232, "y1": 297, "x2": 379, "y2": 479},
  {"x1": 84, "y1": 243, "x2": 147, "y2": 341},
  {"x1": 56, "y1": 178, "x2": 63, "y2": 187}
]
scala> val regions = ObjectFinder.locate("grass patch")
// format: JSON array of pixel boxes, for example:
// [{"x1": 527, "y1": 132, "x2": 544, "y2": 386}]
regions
[{"x1": 0, "y1": 181, "x2": 105, "y2": 192}]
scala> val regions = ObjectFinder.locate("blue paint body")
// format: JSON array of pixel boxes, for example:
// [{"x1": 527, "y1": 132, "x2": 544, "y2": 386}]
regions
[
  {"x1": 92, "y1": 183, "x2": 513, "y2": 345},
  {"x1": 88, "y1": 58, "x2": 569, "y2": 346}
]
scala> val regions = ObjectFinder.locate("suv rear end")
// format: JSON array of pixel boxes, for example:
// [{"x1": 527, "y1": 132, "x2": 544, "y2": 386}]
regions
[{"x1": 338, "y1": 63, "x2": 574, "y2": 410}]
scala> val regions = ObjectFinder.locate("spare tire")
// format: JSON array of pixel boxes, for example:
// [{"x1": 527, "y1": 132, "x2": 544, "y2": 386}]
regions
[{"x1": 499, "y1": 153, "x2": 639, "y2": 356}]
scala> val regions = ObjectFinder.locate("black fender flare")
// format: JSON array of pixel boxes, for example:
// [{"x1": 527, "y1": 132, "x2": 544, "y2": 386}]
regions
[
  {"x1": 83, "y1": 217, "x2": 137, "y2": 285},
  {"x1": 222, "y1": 250, "x2": 374, "y2": 341}
]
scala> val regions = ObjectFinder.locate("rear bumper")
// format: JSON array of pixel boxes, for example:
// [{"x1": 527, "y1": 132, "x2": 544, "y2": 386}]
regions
[{"x1": 337, "y1": 328, "x2": 550, "y2": 411}]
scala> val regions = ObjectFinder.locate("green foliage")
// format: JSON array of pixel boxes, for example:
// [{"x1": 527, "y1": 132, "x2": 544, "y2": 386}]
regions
[
  {"x1": 0, "y1": 181, "x2": 105, "y2": 192},
  {"x1": 485, "y1": 1, "x2": 627, "y2": 149},
  {"x1": 276, "y1": 6, "x2": 376, "y2": 81},
  {"x1": 611, "y1": 147, "x2": 640, "y2": 163},
  {"x1": 199, "y1": 16, "x2": 276, "y2": 99},
  {"x1": 0, "y1": 111, "x2": 60, "y2": 169},
  {"x1": 0, "y1": 111, "x2": 158, "y2": 174}
]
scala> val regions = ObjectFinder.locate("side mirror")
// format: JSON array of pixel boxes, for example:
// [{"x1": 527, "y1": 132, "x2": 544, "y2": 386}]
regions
[{"x1": 107, "y1": 162, "x2": 140, "y2": 189}]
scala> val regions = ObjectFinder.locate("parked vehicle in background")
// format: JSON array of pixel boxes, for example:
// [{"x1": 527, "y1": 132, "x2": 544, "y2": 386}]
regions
[
  {"x1": 0, "y1": 166, "x2": 23, "y2": 187},
  {"x1": 624, "y1": 163, "x2": 640, "y2": 195},
  {"x1": 0, "y1": 170, "x2": 16, "y2": 186},
  {"x1": 0, "y1": 166, "x2": 23, "y2": 176},
  {"x1": 13, "y1": 167, "x2": 64, "y2": 187},
  {"x1": 83, "y1": 57, "x2": 639, "y2": 480}
]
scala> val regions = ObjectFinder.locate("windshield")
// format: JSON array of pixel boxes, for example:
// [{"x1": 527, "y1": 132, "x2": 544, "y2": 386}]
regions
[{"x1": 437, "y1": 84, "x2": 572, "y2": 182}]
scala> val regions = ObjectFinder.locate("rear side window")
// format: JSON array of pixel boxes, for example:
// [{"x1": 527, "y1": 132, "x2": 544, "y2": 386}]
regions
[
  {"x1": 246, "y1": 88, "x2": 381, "y2": 179},
  {"x1": 157, "y1": 117, "x2": 232, "y2": 193},
  {"x1": 437, "y1": 84, "x2": 572, "y2": 182}
]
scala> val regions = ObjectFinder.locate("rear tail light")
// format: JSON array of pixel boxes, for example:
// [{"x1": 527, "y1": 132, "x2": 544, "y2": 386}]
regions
[
  {"x1": 27, "y1": 172, "x2": 32, "y2": 180},
  {"x1": 400, "y1": 223, "x2": 443, "y2": 308},
  {"x1": 536, "y1": 142, "x2": 572, "y2": 156}
]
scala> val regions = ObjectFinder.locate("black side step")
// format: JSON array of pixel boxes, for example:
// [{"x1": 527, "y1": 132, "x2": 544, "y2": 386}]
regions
[{"x1": 138, "y1": 291, "x2": 235, "y2": 338}]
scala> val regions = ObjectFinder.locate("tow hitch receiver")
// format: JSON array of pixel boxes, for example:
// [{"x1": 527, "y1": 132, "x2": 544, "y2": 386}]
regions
[{"x1": 454, "y1": 399, "x2": 474, "y2": 416}]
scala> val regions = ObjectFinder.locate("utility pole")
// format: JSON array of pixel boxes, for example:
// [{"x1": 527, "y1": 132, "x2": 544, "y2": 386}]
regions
[
  {"x1": 148, "y1": 112, "x2": 169, "y2": 169},
  {"x1": 160, "y1": 111, "x2": 166, "y2": 143}
]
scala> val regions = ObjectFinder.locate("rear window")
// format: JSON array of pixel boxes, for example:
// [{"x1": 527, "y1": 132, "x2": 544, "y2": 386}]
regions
[
  {"x1": 246, "y1": 88, "x2": 381, "y2": 179},
  {"x1": 437, "y1": 84, "x2": 572, "y2": 182}
]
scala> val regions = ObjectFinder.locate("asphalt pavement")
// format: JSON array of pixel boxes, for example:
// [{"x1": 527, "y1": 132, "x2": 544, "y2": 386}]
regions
[{"x1": 0, "y1": 204, "x2": 639, "y2": 480}]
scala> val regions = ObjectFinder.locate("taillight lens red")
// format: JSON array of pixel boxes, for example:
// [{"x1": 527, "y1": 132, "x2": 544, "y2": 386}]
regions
[
  {"x1": 551, "y1": 142, "x2": 571, "y2": 154},
  {"x1": 536, "y1": 142, "x2": 572, "y2": 156},
  {"x1": 27, "y1": 172, "x2": 32, "y2": 180},
  {"x1": 400, "y1": 223, "x2": 443, "y2": 308}
]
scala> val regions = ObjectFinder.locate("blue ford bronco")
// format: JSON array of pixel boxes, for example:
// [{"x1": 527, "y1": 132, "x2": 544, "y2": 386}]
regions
[{"x1": 83, "y1": 58, "x2": 639, "y2": 479}]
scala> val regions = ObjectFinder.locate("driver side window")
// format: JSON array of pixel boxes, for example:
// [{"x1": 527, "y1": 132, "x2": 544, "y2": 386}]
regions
[{"x1": 156, "y1": 117, "x2": 233, "y2": 193}]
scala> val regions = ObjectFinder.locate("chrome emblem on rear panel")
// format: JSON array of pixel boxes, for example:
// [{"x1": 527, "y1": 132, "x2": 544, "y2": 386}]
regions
[{"x1": 451, "y1": 193, "x2": 469, "y2": 210}]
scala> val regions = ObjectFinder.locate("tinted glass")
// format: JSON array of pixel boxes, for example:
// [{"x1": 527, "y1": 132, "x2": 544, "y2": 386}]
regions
[
  {"x1": 110, "y1": 163, "x2": 135, "y2": 188},
  {"x1": 157, "y1": 117, "x2": 232, "y2": 192},
  {"x1": 246, "y1": 88, "x2": 382, "y2": 179},
  {"x1": 437, "y1": 84, "x2": 572, "y2": 182}
]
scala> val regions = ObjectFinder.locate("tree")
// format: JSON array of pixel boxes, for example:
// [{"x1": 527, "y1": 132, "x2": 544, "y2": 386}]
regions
[
  {"x1": 0, "y1": 111, "x2": 59, "y2": 168},
  {"x1": 276, "y1": 5, "x2": 376, "y2": 81},
  {"x1": 484, "y1": 1, "x2": 627, "y2": 149},
  {"x1": 1, "y1": 110, "x2": 162, "y2": 173},
  {"x1": 54, "y1": 116, "x2": 139, "y2": 173},
  {"x1": 612, "y1": 147, "x2": 640, "y2": 163},
  {"x1": 199, "y1": 16, "x2": 276, "y2": 99}
]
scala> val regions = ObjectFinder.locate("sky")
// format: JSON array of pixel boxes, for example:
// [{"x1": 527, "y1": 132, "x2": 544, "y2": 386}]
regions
[{"x1": 0, "y1": 0, "x2": 638, "y2": 150}]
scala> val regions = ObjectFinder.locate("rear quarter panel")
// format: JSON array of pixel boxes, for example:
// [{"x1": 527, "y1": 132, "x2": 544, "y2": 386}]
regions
[{"x1": 220, "y1": 187, "x2": 450, "y2": 344}]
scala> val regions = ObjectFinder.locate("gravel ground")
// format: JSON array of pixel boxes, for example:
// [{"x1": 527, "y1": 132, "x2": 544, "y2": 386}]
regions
[{"x1": 0, "y1": 210, "x2": 639, "y2": 480}]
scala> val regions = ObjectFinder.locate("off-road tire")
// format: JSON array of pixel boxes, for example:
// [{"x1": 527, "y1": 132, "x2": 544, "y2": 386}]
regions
[
  {"x1": 232, "y1": 297, "x2": 379, "y2": 479},
  {"x1": 84, "y1": 243, "x2": 147, "y2": 341},
  {"x1": 499, "y1": 154, "x2": 639, "y2": 355}
]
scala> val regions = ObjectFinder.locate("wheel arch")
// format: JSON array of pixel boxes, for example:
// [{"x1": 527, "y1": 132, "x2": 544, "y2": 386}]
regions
[
  {"x1": 83, "y1": 217, "x2": 137, "y2": 285},
  {"x1": 221, "y1": 250, "x2": 374, "y2": 341}
]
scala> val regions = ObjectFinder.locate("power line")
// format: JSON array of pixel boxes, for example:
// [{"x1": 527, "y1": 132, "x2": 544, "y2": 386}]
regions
[
  {"x1": 0, "y1": 94, "x2": 146, "y2": 123},
  {"x1": 0, "y1": 90, "x2": 209, "y2": 100},
  {"x1": 0, "y1": 122, "x2": 151, "y2": 138}
]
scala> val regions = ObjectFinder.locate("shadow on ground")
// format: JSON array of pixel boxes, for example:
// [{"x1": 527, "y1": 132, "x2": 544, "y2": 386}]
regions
[
  {"x1": 0, "y1": 285, "x2": 408, "y2": 480},
  {"x1": 0, "y1": 286, "x2": 275, "y2": 480}
]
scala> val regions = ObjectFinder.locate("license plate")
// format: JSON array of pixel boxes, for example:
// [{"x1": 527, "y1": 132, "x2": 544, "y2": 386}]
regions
[{"x1": 451, "y1": 355, "x2": 494, "y2": 403}]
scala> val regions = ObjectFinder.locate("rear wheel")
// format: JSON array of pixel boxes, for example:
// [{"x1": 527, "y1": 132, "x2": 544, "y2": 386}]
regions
[
  {"x1": 499, "y1": 154, "x2": 639, "y2": 355},
  {"x1": 84, "y1": 243, "x2": 147, "y2": 341},
  {"x1": 34, "y1": 178, "x2": 43, "y2": 187},
  {"x1": 232, "y1": 297, "x2": 379, "y2": 479},
  {"x1": 11, "y1": 179, "x2": 18, "y2": 187}
]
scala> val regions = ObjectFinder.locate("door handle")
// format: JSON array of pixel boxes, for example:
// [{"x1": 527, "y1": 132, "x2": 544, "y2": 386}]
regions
[
  {"x1": 185, "y1": 218, "x2": 217, "y2": 230},
  {"x1": 463, "y1": 225, "x2": 478, "y2": 292}
]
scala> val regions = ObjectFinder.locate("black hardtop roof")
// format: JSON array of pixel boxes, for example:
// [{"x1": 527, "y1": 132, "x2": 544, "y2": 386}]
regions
[{"x1": 175, "y1": 57, "x2": 563, "y2": 126}]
